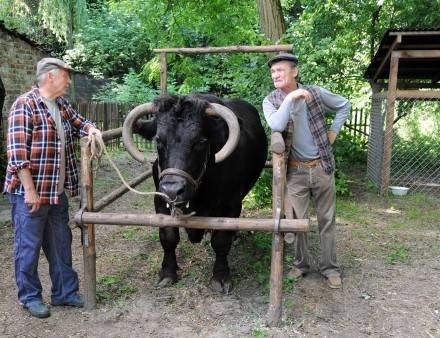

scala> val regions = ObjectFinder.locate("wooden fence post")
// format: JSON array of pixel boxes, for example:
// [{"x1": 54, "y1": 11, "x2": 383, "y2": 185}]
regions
[
  {"x1": 266, "y1": 132, "x2": 286, "y2": 327},
  {"x1": 80, "y1": 138, "x2": 97, "y2": 309}
]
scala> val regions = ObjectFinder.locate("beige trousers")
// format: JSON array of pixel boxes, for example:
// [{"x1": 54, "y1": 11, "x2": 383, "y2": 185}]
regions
[{"x1": 285, "y1": 164, "x2": 340, "y2": 277}]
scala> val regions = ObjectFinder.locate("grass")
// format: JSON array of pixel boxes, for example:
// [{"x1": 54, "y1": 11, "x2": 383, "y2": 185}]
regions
[
  {"x1": 96, "y1": 273, "x2": 138, "y2": 302},
  {"x1": 385, "y1": 243, "x2": 410, "y2": 265}
]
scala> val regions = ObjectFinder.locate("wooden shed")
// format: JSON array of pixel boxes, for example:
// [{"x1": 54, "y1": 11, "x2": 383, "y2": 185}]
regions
[{"x1": 364, "y1": 29, "x2": 440, "y2": 195}]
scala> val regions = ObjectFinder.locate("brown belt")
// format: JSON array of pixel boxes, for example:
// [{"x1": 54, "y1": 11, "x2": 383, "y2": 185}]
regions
[{"x1": 289, "y1": 158, "x2": 321, "y2": 168}]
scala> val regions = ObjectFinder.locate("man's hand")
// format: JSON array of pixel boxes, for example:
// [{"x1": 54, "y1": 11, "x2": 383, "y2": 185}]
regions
[
  {"x1": 18, "y1": 168, "x2": 40, "y2": 213},
  {"x1": 24, "y1": 189, "x2": 41, "y2": 213},
  {"x1": 88, "y1": 127, "x2": 102, "y2": 138},
  {"x1": 289, "y1": 89, "x2": 312, "y2": 102},
  {"x1": 327, "y1": 131, "x2": 337, "y2": 145}
]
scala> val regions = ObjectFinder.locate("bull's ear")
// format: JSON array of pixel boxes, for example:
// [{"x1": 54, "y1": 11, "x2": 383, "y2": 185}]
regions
[
  {"x1": 153, "y1": 94, "x2": 179, "y2": 112},
  {"x1": 134, "y1": 119, "x2": 157, "y2": 140}
]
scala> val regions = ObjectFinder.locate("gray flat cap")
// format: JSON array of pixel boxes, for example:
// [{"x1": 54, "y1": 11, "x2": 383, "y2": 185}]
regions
[
  {"x1": 267, "y1": 52, "x2": 298, "y2": 67},
  {"x1": 36, "y1": 57, "x2": 75, "y2": 78}
]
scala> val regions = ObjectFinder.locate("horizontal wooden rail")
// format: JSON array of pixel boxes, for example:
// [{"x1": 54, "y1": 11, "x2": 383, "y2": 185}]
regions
[
  {"x1": 153, "y1": 44, "x2": 293, "y2": 54},
  {"x1": 75, "y1": 212, "x2": 309, "y2": 232},
  {"x1": 93, "y1": 170, "x2": 153, "y2": 212},
  {"x1": 101, "y1": 127, "x2": 122, "y2": 142}
]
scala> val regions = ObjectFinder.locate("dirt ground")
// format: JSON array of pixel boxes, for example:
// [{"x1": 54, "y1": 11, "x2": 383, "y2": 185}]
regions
[{"x1": 0, "y1": 152, "x2": 439, "y2": 338}]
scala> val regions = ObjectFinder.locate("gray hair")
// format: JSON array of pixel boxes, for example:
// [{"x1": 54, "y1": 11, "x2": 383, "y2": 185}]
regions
[{"x1": 37, "y1": 68, "x2": 60, "y2": 85}]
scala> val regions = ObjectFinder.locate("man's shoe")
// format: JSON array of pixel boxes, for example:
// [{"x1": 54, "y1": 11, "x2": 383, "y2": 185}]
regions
[
  {"x1": 24, "y1": 301, "x2": 50, "y2": 318},
  {"x1": 287, "y1": 267, "x2": 305, "y2": 279},
  {"x1": 51, "y1": 294, "x2": 84, "y2": 308},
  {"x1": 327, "y1": 275, "x2": 342, "y2": 289}
]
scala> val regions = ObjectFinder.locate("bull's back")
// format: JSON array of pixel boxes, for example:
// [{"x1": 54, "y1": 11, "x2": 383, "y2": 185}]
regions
[{"x1": 196, "y1": 97, "x2": 268, "y2": 214}]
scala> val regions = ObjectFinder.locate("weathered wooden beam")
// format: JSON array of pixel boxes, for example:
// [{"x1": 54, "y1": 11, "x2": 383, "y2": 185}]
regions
[
  {"x1": 389, "y1": 31, "x2": 440, "y2": 36},
  {"x1": 266, "y1": 150, "x2": 287, "y2": 327},
  {"x1": 74, "y1": 212, "x2": 309, "y2": 232},
  {"x1": 392, "y1": 50, "x2": 440, "y2": 59},
  {"x1": 101, "y1": 127, "x2": 122, "y2": 142},
  {"x1": 153, "y1": 44, "x2": 293, "y2": 54},
  {"x1": 93, "y1": 170, "x2": 153, "y2": 212},
  {"x1": 381, "y1": 55, "x2": 399, "y2": 195},
  {"x1": 372, "y1": 35, "x2": 401, "y2": 82},
  {"x1": 271, "y1": 132, "x2": 285, "y2": 154},
  {"x1": 80, "y1": 138, "x2": 97, "y2": 309},
  {"x1": 160, "y1": 52, "x2": 167, "y2": 94}
]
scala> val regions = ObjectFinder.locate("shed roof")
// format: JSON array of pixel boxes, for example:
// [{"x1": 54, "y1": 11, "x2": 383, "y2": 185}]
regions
[{"x1": 364, "y1": 28, "x2": 440, "y2": 83}]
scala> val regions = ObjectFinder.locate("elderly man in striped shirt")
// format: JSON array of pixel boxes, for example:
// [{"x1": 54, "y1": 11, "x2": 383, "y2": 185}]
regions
[{"x1": 4, "y1": 57, "x2": 101, "y2": 318}]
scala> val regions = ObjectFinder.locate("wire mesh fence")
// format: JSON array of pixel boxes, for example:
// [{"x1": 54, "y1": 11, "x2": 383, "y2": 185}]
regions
[{"x1": 367, "y1": 92, "x2": 440, "y2": 195}]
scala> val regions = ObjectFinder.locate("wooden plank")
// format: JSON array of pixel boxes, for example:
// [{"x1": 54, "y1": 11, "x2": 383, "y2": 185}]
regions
[
  {"x1": 393, "y1": 50, "x2": 440, "y2": 59},
  {"x1": 381, "y1": 55, "x2": 399, "y2": 195},
  {"x1": 160, "y1": 52, "x2": 167, "y2": 95},
  {"x1": 395, "y1": 90, "x2": 440, "y2": 100},
  {"x1": 389, "y1": 31, "x2": 440, "y2": 36},
  {"x1": 153, "y1": 44, "x2": 293, "y2": 54}
]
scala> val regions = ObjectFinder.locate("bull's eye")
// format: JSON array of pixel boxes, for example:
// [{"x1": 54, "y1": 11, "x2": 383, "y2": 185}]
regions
[{"x1": 193, "y1": 137, "x2": 207, "y2": 150}]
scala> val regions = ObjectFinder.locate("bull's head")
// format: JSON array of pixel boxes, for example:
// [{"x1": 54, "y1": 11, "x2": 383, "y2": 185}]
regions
[{"x1": 122, "y1": 95, "x2": 240, "y2": 208}]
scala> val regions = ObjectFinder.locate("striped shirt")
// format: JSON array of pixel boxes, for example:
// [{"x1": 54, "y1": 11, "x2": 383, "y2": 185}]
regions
[{"x1": 3, "y1": 86, "x2": 95, "y2": 204}]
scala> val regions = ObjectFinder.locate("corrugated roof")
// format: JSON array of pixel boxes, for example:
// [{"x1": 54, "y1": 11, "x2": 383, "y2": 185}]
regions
[{"x1": 364, "y1": 28, "x2": 440, "y2": 82}]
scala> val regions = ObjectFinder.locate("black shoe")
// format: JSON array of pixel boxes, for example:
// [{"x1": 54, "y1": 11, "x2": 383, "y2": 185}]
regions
[
  {"x1": 24, "y1": 301, "x2": 50, "y2": 318},
  {"x1": 51, "y1": 294, "x2": 84, "y2": 308}
]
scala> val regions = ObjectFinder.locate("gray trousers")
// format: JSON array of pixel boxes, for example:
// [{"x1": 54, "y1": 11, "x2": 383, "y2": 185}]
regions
[{"x1": 285, "y1": 164, "x2": 340, "y2": 277}]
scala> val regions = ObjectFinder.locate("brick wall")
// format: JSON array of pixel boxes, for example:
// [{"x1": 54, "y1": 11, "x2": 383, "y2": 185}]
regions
[
  {"x1": 0, "y1": 26, "x2": 108, "y2": 143},
  {"x1": 0, "y1": 28, "x2": 47, "y2": 141}
]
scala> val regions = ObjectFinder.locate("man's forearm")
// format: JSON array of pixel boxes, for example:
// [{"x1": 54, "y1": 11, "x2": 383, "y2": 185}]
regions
[{"x1": 17, "y1": 168, "x2": 36, "y2": 193}]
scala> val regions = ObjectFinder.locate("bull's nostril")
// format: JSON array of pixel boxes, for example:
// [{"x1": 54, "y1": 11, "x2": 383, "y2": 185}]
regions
[{"x1": 160, "y1": 180, "x2": 186, "y2": 199}]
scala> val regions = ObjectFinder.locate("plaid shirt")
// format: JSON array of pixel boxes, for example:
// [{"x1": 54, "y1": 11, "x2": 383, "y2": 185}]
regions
[{"x1": 3, "y1": 86, "x2": 94, "y2": 204}]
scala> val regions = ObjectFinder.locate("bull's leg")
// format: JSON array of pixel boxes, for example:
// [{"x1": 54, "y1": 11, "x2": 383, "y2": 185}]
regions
[
  {"x1": 210, "y1": 230, "x2": 235, "y2": 295},
  {"x1": 157, "y1": 226, "x2": 180, "y2": 288}
]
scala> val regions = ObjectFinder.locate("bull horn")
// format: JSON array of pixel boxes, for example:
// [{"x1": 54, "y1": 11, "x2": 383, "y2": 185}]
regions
[
  {"x1": 205, "y1": 103, "x2": 240, "y2": 163},
  {"x1": 122, "y1": 102, "x2": 155, "y2": 163}
]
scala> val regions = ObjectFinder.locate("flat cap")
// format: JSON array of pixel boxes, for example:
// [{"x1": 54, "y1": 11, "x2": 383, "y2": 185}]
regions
[
  {"x1": 36, "y1": 57, "x2": 75, "y2": 78},
  {"x1": 267, "y1": 52, "x2": 298, "y2": 67}
]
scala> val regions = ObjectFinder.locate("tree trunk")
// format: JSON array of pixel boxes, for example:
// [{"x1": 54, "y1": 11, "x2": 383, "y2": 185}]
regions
[{"x1": 256, "y1": 0, "x2": 286, "y2": 42}]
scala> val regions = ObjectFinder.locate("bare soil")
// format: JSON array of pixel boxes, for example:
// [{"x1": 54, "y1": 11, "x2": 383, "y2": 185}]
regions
[{"x1": 0, "y1": 152, "x2": 439, "y2": 337}]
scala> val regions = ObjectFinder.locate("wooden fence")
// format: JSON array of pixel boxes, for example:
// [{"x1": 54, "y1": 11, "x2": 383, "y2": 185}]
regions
[
  {"x1": 343, "y1": 107, "x2": 369, "y2": 141},
  {"x1": 71, "y1": 101, "x2": 154, "y2": 150}
]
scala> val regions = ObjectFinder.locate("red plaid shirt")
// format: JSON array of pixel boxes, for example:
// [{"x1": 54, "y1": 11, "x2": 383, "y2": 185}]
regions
[{"x1": 3, "y1": 86, "x2": 94, "y2": 204}]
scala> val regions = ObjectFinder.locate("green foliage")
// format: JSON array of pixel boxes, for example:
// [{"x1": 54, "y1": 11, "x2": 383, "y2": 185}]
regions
[
  {"x1": 93, "y1": 72, "x2": 159, "y2": 104},
  {"x1": 243, "y1": 169, "x2": 273, "y2": 209},
  {"x1": 65, "y1": 4, "x2": 151, "y2": 77}
]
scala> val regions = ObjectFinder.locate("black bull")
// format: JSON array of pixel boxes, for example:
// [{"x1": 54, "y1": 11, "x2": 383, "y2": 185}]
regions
[{"x1": 126, "y1": 94, "x2": 267, "y2": 294}]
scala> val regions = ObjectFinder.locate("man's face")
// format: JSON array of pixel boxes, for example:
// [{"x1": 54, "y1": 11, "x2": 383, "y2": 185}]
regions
[
  {"x1": 49, "y1": 68, "x2": 71, "y2": 97},
  {"x1": 270, "y1": 61, "x2": 298, "y2": 91}
]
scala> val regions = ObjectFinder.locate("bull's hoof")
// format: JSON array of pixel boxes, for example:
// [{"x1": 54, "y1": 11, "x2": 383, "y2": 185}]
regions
[
  {"x1": 156, "y1": 276, "x2": 176, "y2": 288},
  {"x1": 210, "y1": 276, "x2": 233, "y2": 295}
]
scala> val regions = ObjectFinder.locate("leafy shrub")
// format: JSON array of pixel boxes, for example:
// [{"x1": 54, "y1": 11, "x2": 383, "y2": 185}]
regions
[
  {"x1": 243, "y1": 169, "x2": 272, "y2": 210},
  {"x1": 93, "y1": 72, "x2": 160, "y2": 104}
]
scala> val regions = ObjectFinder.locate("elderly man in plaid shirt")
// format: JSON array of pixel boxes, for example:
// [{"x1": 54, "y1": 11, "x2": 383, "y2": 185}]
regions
[
  {"x1": 4, "y1": 57, "x2": 101, "y2": 318},
  {"x1": 263, "y1": 53, "x2": 350, "y2": 289}
]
